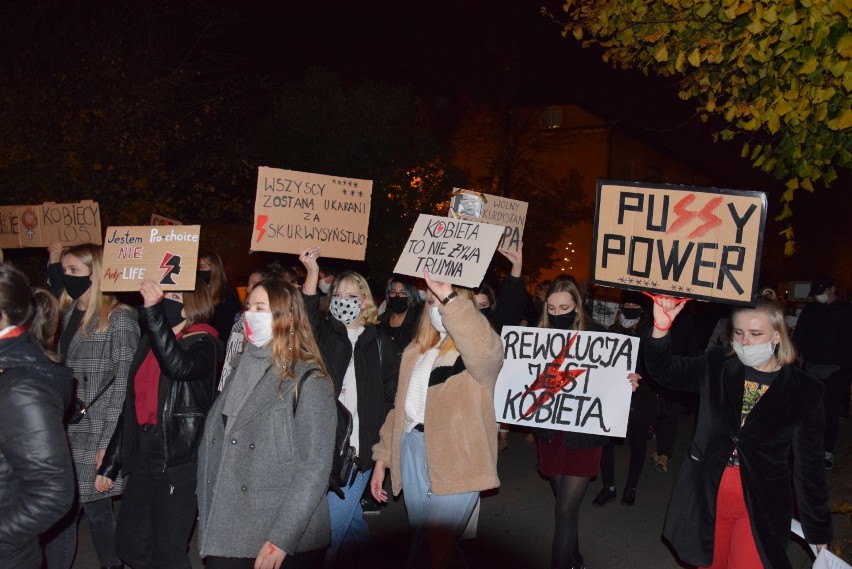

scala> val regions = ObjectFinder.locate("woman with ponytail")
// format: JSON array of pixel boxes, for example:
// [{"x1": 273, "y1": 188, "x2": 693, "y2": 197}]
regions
[{"x1": 0, "y1": 264, "x2": 75, "y2": 568}]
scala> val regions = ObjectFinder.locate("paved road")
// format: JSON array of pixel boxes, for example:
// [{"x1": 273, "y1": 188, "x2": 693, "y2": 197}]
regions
[{"x1": 72, "y1": 414, "x2": 851, "y2": 568}]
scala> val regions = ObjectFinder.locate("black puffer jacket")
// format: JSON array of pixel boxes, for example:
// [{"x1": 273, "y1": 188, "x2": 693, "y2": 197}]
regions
[
  {"x1": 101, "y1": 303, "x2": 222, "y2": 486},
  {"x1": 0, "y1": 333, "x2": 74, "y2": 562},
  {"x1": 303, "y1": 292, "x2": 399, "y2": 471}
]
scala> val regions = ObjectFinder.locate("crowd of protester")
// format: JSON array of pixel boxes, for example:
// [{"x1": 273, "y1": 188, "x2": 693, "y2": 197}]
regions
[{"x1": 0, "y1": 240, "x2": 847, "y2": 569}]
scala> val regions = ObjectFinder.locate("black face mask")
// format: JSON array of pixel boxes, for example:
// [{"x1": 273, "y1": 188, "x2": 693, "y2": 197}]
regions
[
  {"x1": 62, "y1": 274, "x2": 92, "y2": 300},
  {"x1": 479, "y1": 307, "x2": 493, "y2": 317},
  {"x1": 548, "y1": 311, "x2": 576, "y2": 330},
  {"x1": 161, "y1": 298, "x2": 186, "y2": 328},
  {"x1": 196, "y1": 270, "x2": 212, "y2": 284},
  {"x1": 621, "y1": 306, "x2": 643, "y2": 320},
  {"x1": 387, "y1": 296, "x2": 409, "y2": 314}
]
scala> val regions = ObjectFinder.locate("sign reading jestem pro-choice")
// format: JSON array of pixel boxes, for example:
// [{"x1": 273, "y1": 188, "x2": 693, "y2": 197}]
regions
[
  {"x1": 592, "y1": 180, "x2": 767, "y2": 305},
  {"x1": 447, "y1": 188, "x2": 528, "y2": 253},
  {"x1": 494, "y1": 327, "x2": 637, "y2": 437},
  {"x1": 251, "y1": 166, "x2": 373, "y2": 260},
  {"x1": 101, "y1": 226, "x2": 201, "y2": 292},
  {"x1": 393, "y1": 214, "x2": 505, "y2": 288}
]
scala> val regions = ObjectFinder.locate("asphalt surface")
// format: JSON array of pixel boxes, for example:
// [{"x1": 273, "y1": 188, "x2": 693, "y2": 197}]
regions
[{"x1": 71, "y1": 414, "x2": 852, "y2": 568}]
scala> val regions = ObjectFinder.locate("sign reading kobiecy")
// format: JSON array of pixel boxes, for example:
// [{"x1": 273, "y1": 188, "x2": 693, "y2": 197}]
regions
[
  {"x1": 101, "y1": 225, "x2": 201, "y2": 292},
  {"x1": 150, "y1": 213, "x2": 182, "y2": 226},
  {"x1": 0, "y1": 200, "x2": 102, "y2": 249},
  {"x1": 251, "y1": 166, "x2": 373, "y2": 260},
  {"x1": 591, "y1": 180, "x2": 767, "y2": 305},
  {"x1": 447, "y1": 188, "x2": 528, "y2": 253},
  {"x1": 392, "y1": 214, "x2": 505, "y2": 288},
  {"x1": 494, "y1": 326, "x2": 638, "y2": 437}
]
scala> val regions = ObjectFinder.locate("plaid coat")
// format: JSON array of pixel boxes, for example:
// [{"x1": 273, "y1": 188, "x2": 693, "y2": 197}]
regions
[{"x1": 63, "y1": 303, "x2": 140, "y2": 502}]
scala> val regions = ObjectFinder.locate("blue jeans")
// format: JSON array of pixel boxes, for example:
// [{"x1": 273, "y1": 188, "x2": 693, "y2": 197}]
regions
[
  {"x1": 325, "y1": 468, "x2": 372, "y2": 564},
  {"x1": 400, "y1": 430, "x2": 479, "y2": 569},
  {"x1": 43, "y1": 497, "x2": 121, "y2": 569}
]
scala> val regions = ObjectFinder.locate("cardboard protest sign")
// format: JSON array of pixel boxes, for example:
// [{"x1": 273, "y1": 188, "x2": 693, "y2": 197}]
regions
[
  {"x1": 100, "y1": 225, "x2": 201, "y2": 292},
  {"x1": 42, "y1": 201, "x2": 102, "y2": 245},
  {"x1": 251, "y1": 166, "x2": 372, "y2": 260},
  {"x1": 494, "y1": 326, "x2": 638, "y2": 437},
  {"x1": 447, "y1": 188, "x2": 528, "y2": 253},
  {"x1": 392, "y1": 214, "x2": 505, "y2": 288},
  {"x1": 0, "y1": 205, "x2": 46, "y2": 248},
  {"x1": 591, "y1": 180, "x2": 767, "y2": 305},
  {"x1": 150, "y1": 213, "x2": 182, "y2": 226}
]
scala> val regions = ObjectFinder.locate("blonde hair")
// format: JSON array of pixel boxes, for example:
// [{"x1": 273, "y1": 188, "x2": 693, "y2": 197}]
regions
[
  {"x1": 536, "y1": 276, "x2": 590, "y2": 331},
  {"x1": 255, "y1": 278, "x2": 330, "y2": 389},
  {"x1": 59, "y1": 244, "x2": 130, "y2": 336},
  {"x1": 175, "y1": 279, "x2": 215, "y2": 333},
  {"x1": 412, "y1": 286, "x2": 476, "y2": 355},
  {"x1": 731, "y1": 288, "x2": 797, "y2": 366},
  {"x1": 331, "y1": 271, "x2": 379, "y2": 326}
]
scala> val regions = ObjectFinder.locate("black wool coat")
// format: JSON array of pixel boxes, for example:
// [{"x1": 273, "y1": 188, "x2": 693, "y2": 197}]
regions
[{"x1": 644, "y1": 334, "x2": 832, "y2": 569}]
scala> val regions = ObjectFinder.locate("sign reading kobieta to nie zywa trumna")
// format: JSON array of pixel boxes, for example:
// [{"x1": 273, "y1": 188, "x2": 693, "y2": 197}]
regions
[
  {"x1": 494, "y1": 327, "x2": 638, "y2": 437},
  {"x1": 251, "y1": 166, "x2": 373, "y2": 260},
  {"x1": 591, "y1": 180, "x2": 767, "y2": 305}
]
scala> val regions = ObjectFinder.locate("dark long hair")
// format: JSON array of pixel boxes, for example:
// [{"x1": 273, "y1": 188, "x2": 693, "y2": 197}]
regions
[{"x1": 0, "y1": 264, "x2": 61, "y2": 361}]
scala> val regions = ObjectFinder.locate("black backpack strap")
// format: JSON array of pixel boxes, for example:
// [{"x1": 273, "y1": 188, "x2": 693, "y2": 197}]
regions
[
  {"x1": 85, "y1": 376, "x2": 117, "y2": 408},
  {"x1": 292, "y1": 367, "x2": 319, "y2": 415}
]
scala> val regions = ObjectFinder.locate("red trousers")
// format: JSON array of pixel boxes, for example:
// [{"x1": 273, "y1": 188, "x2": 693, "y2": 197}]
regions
[{"x1": 703, "y1": 466, "x2": 763, "y2": 569}]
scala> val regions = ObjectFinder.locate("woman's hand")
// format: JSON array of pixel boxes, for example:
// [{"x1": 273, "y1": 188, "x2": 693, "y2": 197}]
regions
[
  {"x1": 650, "y1": 295, "x2": 688, "y2": 338},
  {"x1": 298, "y1": 246, "x2": 321, "y2": 295},
  {"x1": 48, "y1": 241, "x2": 64, "y2": 264},
  {"x1": 94, "y1": 475, "x2": 114, "y2": 493},
  {"x1": 254, "y1": 541, "x2": 286, "y2": 569},
  {"x1": 423, "y1": 271, "x2": 453, "y2": 304},
  {"x1": 139, "y1": 279, "x2": 165, "y2": 308},
  {"x1": 627, "y1": 372, "x2": 641, "y2": 392},
  {"x1": 370, "y1": 461, "x2": 388, "y2": 503},
  {"x1": 498, "y1": 242, "x2": 523, "y2": 277}
]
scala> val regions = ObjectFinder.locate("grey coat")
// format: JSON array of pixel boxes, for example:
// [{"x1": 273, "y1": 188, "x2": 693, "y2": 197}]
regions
[
  {"x1": 197, "y1": 355, "x2": 336, "y2": 558},
  {"x1": 63, "y1": 303, "x2": 139, "y2": 502}
]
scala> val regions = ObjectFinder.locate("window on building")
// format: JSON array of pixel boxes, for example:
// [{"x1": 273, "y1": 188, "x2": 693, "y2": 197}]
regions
[{"x1": 540, "y1": 106, "x2": 562, "y2": 129}]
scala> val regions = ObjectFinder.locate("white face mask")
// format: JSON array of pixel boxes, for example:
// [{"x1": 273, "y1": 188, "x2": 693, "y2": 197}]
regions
[
  {"x1": 418, "y1": 290, "x2": 427, "y2": 302},
  {"x1": 618, "y1": 314, "x2": 641, "y2": 329},
  {"x1": 318, "y1": 279, "x2": 331, "y2": 295},
  {"x1": 429, "y1": 305, "x2": 446, "y2": 333},
  {"x1": 732, "y1": 338, "x2": 776, "y2": 368},
  {"x1": 244, "y1": 312, "x2": 273, "y2": 347},
  {"x1": 815, "y1": 293, "x2": 830, "y2": 304},
  {"x1": 330, "y1": 297, "x2": 362, "y2": 325}
]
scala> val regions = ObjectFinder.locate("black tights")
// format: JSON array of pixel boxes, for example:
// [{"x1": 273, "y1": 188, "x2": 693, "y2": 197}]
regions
[{"x1": 550, "y1": 475, "x2": 590, "y2": 569}]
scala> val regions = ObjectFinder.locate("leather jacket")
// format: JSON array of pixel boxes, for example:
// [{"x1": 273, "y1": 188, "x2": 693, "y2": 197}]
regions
[
  {"x1": 0, "y1": 334, "x2": 75, "y2": 558},
  {"x1": 100, "y1": 304, "x2": 222, "y2": 485}
]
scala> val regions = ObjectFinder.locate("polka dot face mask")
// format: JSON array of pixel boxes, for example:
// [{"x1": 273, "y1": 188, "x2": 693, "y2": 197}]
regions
[{"x1": 330, "y1": 297, "x2": 362, "y2": 325}]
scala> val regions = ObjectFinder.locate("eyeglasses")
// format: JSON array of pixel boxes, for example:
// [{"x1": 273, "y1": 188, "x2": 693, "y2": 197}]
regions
[{"x1": 387, "y1": 290, "x2": 409, "y2": 298}]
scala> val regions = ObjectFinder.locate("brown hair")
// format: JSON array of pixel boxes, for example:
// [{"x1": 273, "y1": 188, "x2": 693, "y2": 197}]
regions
[
  {"x1": 536, "y1": 275, "x2": 589, "y2": 331},
  {"x1": 198, "y1": 249, "x2": 231, "y2": 304},
  {"x1": 254, "y1": 278, "x2": 329, "y2": 391},
  {"x1": 0, "y1": 264, "x2": 60, "y2": 361},
  {"x1": 176, "y1": 279, "x2": 215, "y2": 331},
  {"x1": 731, "y1": 288, "x2": 797, "y2": 366},
  {"x1": 411, "y1": 286, "x2": 476, "y2": 355},
  {"x1": 59, "y1": 243, "x2": 131, "y2": 336}
]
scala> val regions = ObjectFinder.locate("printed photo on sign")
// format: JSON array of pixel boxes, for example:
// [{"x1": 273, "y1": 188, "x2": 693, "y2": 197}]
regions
[
  {"x1": 493, "y1": 326, "x2": 638, "y2": 437},
  {"x1": 101, "y1": 225, "x2": 201, "y2": 292},
  {"x1": 591, "y1": 180, "x2": 767, "y2": 305},
  {"x1": 392, "y1": 214, "x2": 505, "y2": 288},
  {"x1": 251, "y1": 166, "x2": 372, "y2": 260},
  {"x1": 447, "y1": 188, "x2": 528, "y2": 253}
]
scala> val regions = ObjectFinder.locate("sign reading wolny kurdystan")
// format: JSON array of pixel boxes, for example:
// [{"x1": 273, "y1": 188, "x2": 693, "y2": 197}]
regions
[{"x1": 494, "y1": 326, "x2": 638, "y2": 437}]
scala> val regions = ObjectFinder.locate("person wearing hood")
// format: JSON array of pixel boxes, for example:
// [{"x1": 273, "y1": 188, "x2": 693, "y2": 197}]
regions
[
  {"x1": 645, "y1": 289, "x2": 832, "y2": 568},
  {"x1": 792, "y1": 275, "x2": 852, "y2": 469},
  {"x1": 0, "y1": 264, "x2": 75, "y2": 568}
]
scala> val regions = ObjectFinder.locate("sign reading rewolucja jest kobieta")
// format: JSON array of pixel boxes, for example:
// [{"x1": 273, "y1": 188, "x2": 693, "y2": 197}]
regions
[
  {"x1": 251, "y1": 166, "x2": 373, "y2": 260},
  {"x1": 591, "y1": 180, "x2": 767, "y2": 305}
]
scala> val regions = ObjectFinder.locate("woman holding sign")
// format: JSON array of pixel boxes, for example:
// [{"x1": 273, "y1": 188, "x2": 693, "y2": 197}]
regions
[
  {"x1": 370, "y1": 271, "x2": 503, "y2": 569},
  {"x1": 644, "y1": 290, "x2": 832, "y2": 568},
  {"x1": 43, "y1": 243, "x2": 140, "y2": 569}
]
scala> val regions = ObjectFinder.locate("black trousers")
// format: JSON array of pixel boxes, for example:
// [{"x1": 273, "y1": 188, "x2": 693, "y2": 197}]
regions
[
  {"x1": 115, "y1": 427, "x2": 198, "y2": 569},
  {"x1": 204, "y1": 548, "x2": 326, "y2": 569}
]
